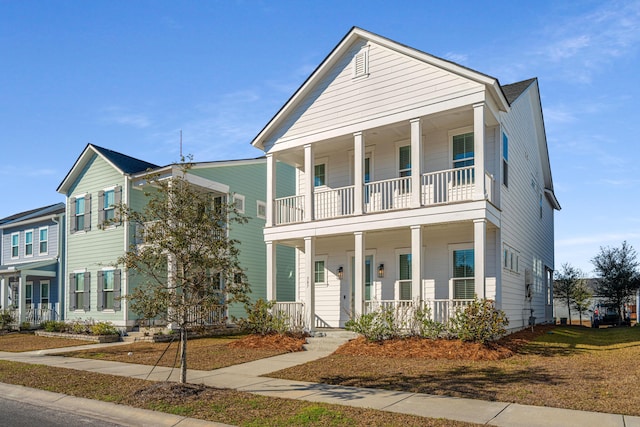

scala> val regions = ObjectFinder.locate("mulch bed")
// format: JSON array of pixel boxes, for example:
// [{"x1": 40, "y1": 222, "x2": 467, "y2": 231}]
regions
[{"x1": 227, "y1": 333, "x2": 306, "y2": 352}]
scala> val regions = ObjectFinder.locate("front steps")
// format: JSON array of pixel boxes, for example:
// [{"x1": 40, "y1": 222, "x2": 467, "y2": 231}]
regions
[{"x1": 304, "y1": 329, "x2": 358, "y2": 352}]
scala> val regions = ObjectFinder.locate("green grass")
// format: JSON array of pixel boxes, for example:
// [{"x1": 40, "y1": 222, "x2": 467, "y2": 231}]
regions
[{"x1": 528, "y1": 325, "x2": 640, "y2": 351}]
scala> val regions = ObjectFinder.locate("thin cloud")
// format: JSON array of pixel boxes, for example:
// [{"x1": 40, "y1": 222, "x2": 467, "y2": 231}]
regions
[{"x1": 101, "y1": 107, "x2": 152, "y2": 129}]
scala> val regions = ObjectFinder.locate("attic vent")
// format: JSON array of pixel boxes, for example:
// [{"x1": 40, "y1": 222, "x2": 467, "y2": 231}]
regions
[{"x1": 353, "y1": 46, "x2": 369, "y2": 79}]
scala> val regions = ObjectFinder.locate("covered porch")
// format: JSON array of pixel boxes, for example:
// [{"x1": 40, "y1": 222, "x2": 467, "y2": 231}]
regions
[{"x1": 267, "y1": 220, "x2": 499, "y2": 330}]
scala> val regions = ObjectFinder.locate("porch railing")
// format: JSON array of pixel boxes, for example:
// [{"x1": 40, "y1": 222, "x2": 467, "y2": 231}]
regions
[
  {"x1": 184, "y1": 306, "x2": 226, "y2": 327},
  {"x1": 314, "y1": 186, "x2": 355, "y2": 219},
  {"x1": 426, "y1": 299, "x2": 474, "y2": 324},
  {"x1": 275, "y1": 195, "x2": 304, "y2": 225},
  {"x1": 272, "y1": 302, "x2": 305, "y2": 330},
  {"x1": 364, "y1": 176, "x2": 412, "y2": 213},
  {"x1": 363, "y1": 298, "x2": 474, "y2": 326},
  {"x1": 421, "y1": 166, "x2": 475, "y2": 205},
  {"x1": 25, "y1": 304, "x2": 59, "y2": 327}
]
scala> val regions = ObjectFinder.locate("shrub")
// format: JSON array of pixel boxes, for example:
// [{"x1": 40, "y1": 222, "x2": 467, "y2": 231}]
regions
[
  {"x1": 68, "y1": 319, "x2": 90, "y2": 334},
  {"x1": 450, "y1": 298, "x2": 509, "y2": 344},
  {"x1": 0, "y1": 310, "x2": 15, "y2": 331},
  {"x1": 409, "y1": 305, "x2": 446, "y2": 339},
  {"x1": 20, "y1": 322, "x2": 31, "y2": 331},
  {"x1": 41, "y1": 320, "x2": 66, "y2": 332},
  {"x1": 90, "y1": 321, "x2": 119, "y2": 336},
  {"x1": 345, "y1": 306, "x2": 402, "y2": 341},
  {"x1": 236, "y1": 299, "x2": 289, "y2": 335}
]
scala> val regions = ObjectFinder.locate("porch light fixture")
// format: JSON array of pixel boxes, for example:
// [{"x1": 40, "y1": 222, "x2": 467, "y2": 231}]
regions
[
  {"x1": 337, "y1": 266, "x2": 344, "y2": 280},
  {"x1": 377, "y1": 264, "x2": 384, "y2": 278}
]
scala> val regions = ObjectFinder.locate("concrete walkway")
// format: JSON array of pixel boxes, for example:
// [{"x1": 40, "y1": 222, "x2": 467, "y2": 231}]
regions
[{"x1": 0, "y1": 339, "x2": 639, "y2": 427}]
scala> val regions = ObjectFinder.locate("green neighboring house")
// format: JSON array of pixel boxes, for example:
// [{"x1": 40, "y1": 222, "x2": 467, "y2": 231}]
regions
[{"x1": 57, "y1": 144, "x2": 295, "y2": 329}]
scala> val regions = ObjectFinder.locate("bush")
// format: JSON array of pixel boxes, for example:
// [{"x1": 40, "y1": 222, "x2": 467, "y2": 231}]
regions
[
  {"x1": 450, "y1": 299, "x2": 509, "y2": 344},
  {"x1": 345, "y1": 306, "x2": 403, "y2": 341},
  {"x1": 90, "y1": 321, "x2": 119, "y2": 336},
  {"x1": 41, "y1": 320, "x2": 66, "y2": 332},
  {"x1": 0, "y1": 310, "x2": 15, "y2": 331},
  {"x1": 236, "y1": 299, "x2": 289, "y2": 335},
  {"x1": 20, "y1": 321, "x2": 31, "y2": 331},
  {"x1": 409, "y1": 305, "x2": 446, "y2": 339},
  {"x1": 69, "y1": 319, "x2": 90, "y2": 334}
]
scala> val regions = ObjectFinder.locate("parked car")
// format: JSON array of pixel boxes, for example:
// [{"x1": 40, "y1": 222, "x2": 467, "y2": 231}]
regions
[{"x1": 591, "y1": 305, "x2": 630, "y2": 327}]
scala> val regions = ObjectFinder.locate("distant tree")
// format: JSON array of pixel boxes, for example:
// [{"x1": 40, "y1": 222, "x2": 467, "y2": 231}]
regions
[
  {"x1": 571, "y1": 279, "x2": 593, "y2": 326},
  {"x1": 591, "y1": 241, "x2": 640, "y2": 326},
  {"x1": 554, "y1": 263, "x2": 583, "y2": 325},
  {"x1": 115, "y1": 159, "x2": 250, "y2": 383}
]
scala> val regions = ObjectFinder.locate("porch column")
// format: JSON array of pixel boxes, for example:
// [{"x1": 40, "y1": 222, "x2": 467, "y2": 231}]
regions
[
  {"x1": 304, "y1": 236, "x2": 315, "y2": 331},
  {"x1": 304, "y1": 144, "x2": 314, "y2": 222},
  {"x1": 411, "y1": 225, "x2": 422, "y2": 301},
  {"x1": 410, "y1": 118, "x2": 422, "y2": 208},
  {"x1": 18, "y1": 274, "x2": 25, "y2": 323},
  {"x1": 0, "y1": 278, "x2": 5, "y2": 311},
  {"x1": 266, "y1": 154, "x2": 275, "y2": 227},
  {"x1": 473, "y1": 103, "x2": 486, "y2": 200},
  {"x1": 266, "y1": 241, "x2": 276, "y2": 301},
  {"x1": 353, "y1": 131, "x2": 364, "y2": 215},
  {"x1": 474, "y1": 219, "x2": 486, "y2": 299},
  {"x1": 354, "y1": 231, "x2": 365, "y2": 316}
]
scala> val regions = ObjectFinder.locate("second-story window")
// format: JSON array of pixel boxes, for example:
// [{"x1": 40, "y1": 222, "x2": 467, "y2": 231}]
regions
[
  {"x1": 75, "y1": 196, "x2": 86, "y2": 231},
  {"x1": 502, "y1": 132, "x2": 509, "y2": 187},
  {"x1": 452, "y1": 132, "x2": 474, "y2": 169},
  {"x1": 314, "y1": 164, "x2": 326, "y2": 187},
  {"x1": 398, "y1": 146, "x2": 411, "y2": 177},
  {"x1": 39, "y1": 227, "x2": 48, "y2": 254},
  {"x1": 25, "y1": 230, "x2": 33, "y2": 256},
  {"x1": 11, "y1": 233, "x2": 19, "y2": 258},
  {"x1": 104, "y1": 189, "x2": 115, "y2": 221}
]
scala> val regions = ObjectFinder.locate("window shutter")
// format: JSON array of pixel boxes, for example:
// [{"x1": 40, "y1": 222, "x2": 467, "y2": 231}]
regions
[
  {"x1": 113, "y1": 269, "x2": 121, "y2": 311},
  {"x1": 69, "y1": 198, "x2": 77, "y2": 234},
  {"x1": 97, "y1": 271, "x2": 104, "y2": 311},
  {"x1": 83, "y1": 272, "x2": 91, "y2": 311},
  {"x1": 68, "y1": 273, "x2": 76, "y2": 311},
  {"x1": 114, "y1": 186, "x2": 122, "y2": 226},
  {"x1": 98, "y1": 190, "x2": 105, "y2": 228},
  {"x1": 84, "y1": 194, "x2": 92, "y2": 231}
]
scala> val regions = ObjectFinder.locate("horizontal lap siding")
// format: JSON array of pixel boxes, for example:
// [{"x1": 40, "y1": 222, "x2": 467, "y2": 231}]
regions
[
  {"x1": 269, "y1": 41, "x2": 483, "y2": 146},
  {"x1": 65, "y1": 154, "x2": 126, "y2": 322},
  {"x1": 499, "y1": 84, "x2": 555, "y2": 328},
  {"x1": 2, "y1": 218, "x2": 60, "y2": 263}
]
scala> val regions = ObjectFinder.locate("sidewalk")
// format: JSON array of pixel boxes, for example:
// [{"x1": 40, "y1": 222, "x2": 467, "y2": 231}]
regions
[{"x1": 1, "y1": 342, "x2": 639, "y2": 427}]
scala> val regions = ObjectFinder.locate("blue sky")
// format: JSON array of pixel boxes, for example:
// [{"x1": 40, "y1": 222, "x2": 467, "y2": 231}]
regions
[{"x1": 1, "y1": 0, "x2": 639, "y2": 275}]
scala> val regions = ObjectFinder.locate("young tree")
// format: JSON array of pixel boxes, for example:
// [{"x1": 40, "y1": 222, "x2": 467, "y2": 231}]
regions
[
  {"x1": 554, "y1": 263, "x2": 583, "y2": 325},
  {"x1": 116, "y1": 160, "x2": 250, "y2": 383},
  {"x1": 571, "y1": 279, "x2": 592, "y2": 326},
  {"x1": 592, "y1": 241, "x2": 640, "y2": 326}
]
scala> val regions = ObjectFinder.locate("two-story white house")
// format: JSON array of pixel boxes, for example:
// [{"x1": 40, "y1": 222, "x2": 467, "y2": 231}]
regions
[{"x1": 252, "y1": 27, "x2": 560, "y2": 331}]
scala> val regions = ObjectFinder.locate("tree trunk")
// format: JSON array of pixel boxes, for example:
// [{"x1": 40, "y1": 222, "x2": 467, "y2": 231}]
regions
[
  {"x1": 579, "y1": 311, "x2": 582, "y2": 326},
  {"x1": 179, "y1": 326, "x2": 187, "y2": 383},
  {"x1": 567, "y1": 301, "x2": 572, "y2": 325}
]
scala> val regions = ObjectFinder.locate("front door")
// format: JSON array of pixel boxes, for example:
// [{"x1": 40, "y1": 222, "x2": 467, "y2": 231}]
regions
[{"x1": 351, "y1": 255, "x2": 373, "y2": 314}]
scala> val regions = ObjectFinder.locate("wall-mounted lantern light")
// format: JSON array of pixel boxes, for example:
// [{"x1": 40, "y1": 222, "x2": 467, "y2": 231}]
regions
[
  {"x1": 337, "y1": 266, "x2": 344, "y2": 280},
  {"x1": 377, "y1": 263, "x2": 384, "y2": 278}
]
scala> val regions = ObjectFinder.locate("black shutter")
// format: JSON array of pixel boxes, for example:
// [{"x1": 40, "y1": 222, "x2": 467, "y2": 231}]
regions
[
  {"x1": 84, "y1": 194, "x2": 91, "y2": 231},
  {"x1": 68, "y1": 273, "x2": 76, "y2": 311},
  {"x1": 83, "y1": 272, "x2": 91, "y2": 311},
  {"x1": 98, "y1": 190, "x2": 105, "y2": 228},
  {"x1": 69, "y1": 198, "x2": 77, "y2": 234},
  {"x1": 113, "y1": 269, "x2": 121, "y2": 311},
  {"x1": 97, "y1": 271, "x2": 104, "y2": 311}
]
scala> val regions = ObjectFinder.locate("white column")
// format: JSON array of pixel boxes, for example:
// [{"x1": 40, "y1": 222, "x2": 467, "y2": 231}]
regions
[
  {"x1": 266, "y1": 154, "x2": 275, "y2": 228},
  {"x1": 410, "y1": 118, "x2": 422, "y2": 208},
  {"x1": 18, "y1": 275, "x2": 25, "y2": 323},
  {"x1": 353, "y1": 132, "x2": 364, "y2": 215},
  {"x1": 304, "y1": 144, "x2": 314, "y2": 222},
  {"x1": 354, "y1": 231, "x2": 365, "y2": 316},
  {"x1": 266, "y1": 241, "x2": 276, "y2": 301},
  {"x1": 473, "y1": 103, "x2": 486, "y2": 200},
  {"x1": 0, "y1": 278, "x2": 5, "y2": 311},
  {"x1": 474, "y1": 219, "x2": 487, "y2": 299},
  {"x1": 411, "y1": 225, "x2": 422, "y2": 301},
  {"x1": 304, "y1": 236, "x2": 315, "y2": 331}
]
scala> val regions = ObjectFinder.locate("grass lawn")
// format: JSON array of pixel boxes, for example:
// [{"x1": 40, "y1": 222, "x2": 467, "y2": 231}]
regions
[
  {"x1": 269, "y1": 325, "x2": 640, "y2": 416},
  {"x1": 0, "y1": 360, "x2": 479, "y2": 427},
  {"x1": 58, "y1": 334, "x2": 298, "y2": 370},
  {"x1": 0, "y1": 332, "x2": 92, "y2": 352}
]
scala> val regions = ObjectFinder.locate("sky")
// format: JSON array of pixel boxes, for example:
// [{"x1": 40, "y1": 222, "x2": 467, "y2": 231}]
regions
[{"x1": 1, "y1": 0, "x2": 639, "y2": 275}]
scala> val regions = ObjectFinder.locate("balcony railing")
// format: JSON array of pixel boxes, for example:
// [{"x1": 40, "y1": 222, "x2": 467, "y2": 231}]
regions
[
  {"x1": 272, "y1": 166, "x2": 494, "y2": 225},
  {"x1": 363, "y1": 298, "x2": 474, "y2": 327},
  {"x1": 272, "y1": 302, "x2": 305, "y2": 330}
]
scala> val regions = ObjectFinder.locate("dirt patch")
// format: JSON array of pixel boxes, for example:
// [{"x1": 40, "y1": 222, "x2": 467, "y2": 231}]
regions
[
  {"x1": 227, "y1": 333, "x2": 306, "y2": 352},
  {"x1": 0, "y1": 332, "x2": 91, "y2": 352}
]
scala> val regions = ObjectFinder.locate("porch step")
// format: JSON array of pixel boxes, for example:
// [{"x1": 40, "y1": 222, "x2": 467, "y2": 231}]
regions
[
  {"x1": 121, "y1": 331, "x2": 150, "y2": 343},
  {"x1": 304, "y1": 329, "x2": 358, "y2": 352}
]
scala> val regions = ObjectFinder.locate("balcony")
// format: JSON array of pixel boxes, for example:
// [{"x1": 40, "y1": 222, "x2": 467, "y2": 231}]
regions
[{"x1": 274, "y1": 166, "x2": 494, "y2": 225}]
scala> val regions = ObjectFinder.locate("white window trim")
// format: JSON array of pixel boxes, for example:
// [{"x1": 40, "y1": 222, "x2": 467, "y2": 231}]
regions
[
  {"x1": 314, "y1": 255, "x2": 328, "y2": 286},
  {"x1": 314, "y1": 157, "x2": 329, "y2": 188},
  {"x1": 72, "y1": 193, "x2": 89, "y2": 234},
  {"x1": 73, "y1": 270, "x2": 87, "y2": 312},
  {"x1": 352, "y1": 45, "x2": 370, "y2": 80},
  {"x1": 233, "y1": 194, "x2": 245, "y2": 214},
  {"x1": 394, "y1": 248, "x2": 411, "y2": 300},
  {"x1": 448, "y1": 126, "x2": 474, "y2": 169},
  {"x1": 448, "y1": 243, "x2": 475, "y2": 300},
  {"x1": 256, "y1": 200, "x2": 267, "y2": 219},
  {"x1": 102, "y1": 186, "x2": 117, "y2": 228},
  {"x1": 38, "y1": 226, "x2": 49, "y2": 255},
  {"x1": 503, "y1": 243, "x2": 520, "y2": 274},
  {"x1": 348, "y1": 147, "x2": 375, "y2": 185},
  {"x1": 394, "y1": 140, "x2": 411, "y2": 178},
  {"x1": 40, "y1": 280, "x2": 50, "y2": 308},
  {"x1": 26, "y1": 281, "x2": 33, "y2": 309},
  {"x1": 101, "y1": 267, "x2": 116, "y2": 312},
  {"x1": 10, "y1": 232, "x2": 19, "y2": 259},
  {"x1": 24, "y1": 229, "x2": 34, "y2": 258}
]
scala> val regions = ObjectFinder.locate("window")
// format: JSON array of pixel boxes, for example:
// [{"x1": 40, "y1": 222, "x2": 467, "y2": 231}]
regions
[
  {"x1": 398, "y1": 146, "x2": 411, "y2": 177},
  {"x1": 314, "y1": 164, "x2": 326, "y2": 187},
  {"x1": 75, "y1": 272, "x2": 85, "y2": 311},
  {"x1": 256, "y1": 201, "x2": 266, "y2": 219},
  {"x1": 398, "y1": 253, "x2": 412, "y2": 300},
  {"x1": 503, "y1": 244, "x2": 519, "y2": 273},
  {"x1": 104, "y1": 189, "x2": 115, "y2": 221},
  {"x1": 98, "y1": 270, "x2": 121, "y2": 311},
  {"x1": 25, "y1": 283, "x2": 32, "y2": 310},
  {"x1": 502, "y1": 132, "x2": 509, "y2": 187},
  {"x1": 364, "y1": 156, "x2": 371, "y2": 183},
  {"x1": 453, "y1": 249, "x2": 475, "y2": 299},
  {"x1": 452, "y1": 132, "x2": 474, "y2": 169},
  {"x1": 98, "y1": 186, "x2": 121, "y2": 227},
  {"x1": 353, "y1": 46, "x2": 369, "y2": 79},
  {"x1": 69, "y1": 271, "x2": 90, "y2": 311},
  {"x1": 314, "y1": 259, "x2": 326, "y2": 284},
  {"x1": 41, "y1": 281, "x2": 49, "y2": 309},
  {"x1": 233, "y1": 194, "x2": 245, "y2": 213},
  {"x1": 25, "y1": 230, "x2": 33, "y2": 256},
  {"x1": 72, "y1": 195, "x2": 88, "y2": 232},
  {"x1": 102, "y1": 270, "x2": 114, "y2": 310},
  {"x1": 39, "y1": 227, "x2": 48, "y2": 254},
  {"x1": 11, "y1": 233, "x2": 19, "y2": 258}
]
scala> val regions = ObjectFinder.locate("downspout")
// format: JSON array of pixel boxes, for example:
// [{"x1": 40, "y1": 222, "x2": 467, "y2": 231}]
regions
[{"x1": 52, "y1": 213, "x2": 64, "y2": 320}]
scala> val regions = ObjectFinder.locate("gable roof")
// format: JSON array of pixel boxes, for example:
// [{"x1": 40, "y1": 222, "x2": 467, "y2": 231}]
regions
[
  {"x1": 251, "y1": 26, "x2": 511, "y2": 150},
  {"x1": 502, "y1": 78, "x2": 537, "y2": 104},
  {"x1": 0, "y1": 202, "x2": 65, "y2": 229},
  {"x1": 57, "y1": 144, "x2": 159, "y2": 194}
]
